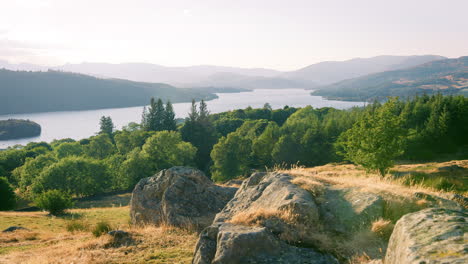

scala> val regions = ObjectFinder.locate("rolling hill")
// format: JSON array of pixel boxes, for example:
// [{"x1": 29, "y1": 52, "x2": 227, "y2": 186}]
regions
[
  {"x1": 311, "y1": 56, "x2": 468, "y2": 101},
  {"x1": 284, "y1": 55, "x2": 446, "y2": 85},
  {"x1": 0, "y1": 69, "x2": 216, "y2": 115}
]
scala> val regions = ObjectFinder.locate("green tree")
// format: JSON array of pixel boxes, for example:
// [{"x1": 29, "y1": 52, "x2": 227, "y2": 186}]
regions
[
  {"x1": 32, "y1": 156, "x2": 109, "y2": 196},
  {"x1": 211, "y1": 133, "x2": 252, "y2": 182},
  {"x1": 142, "y1": 131, "x2": 197, "y2": 171},
  {"x1": 0, "y1": 177, "x2": 16, "y2": 210},
  {"x1": 84, "y1": 134, "x2": 116, "y2": 159},
  {"x1": 13, "y1": 154, "x2": 57, "y2": 197},
  {"x1": 143, "y1": 98, "x2": 165, "y2": 131},
  {"x1": 54, "y1": 142, "x2": 83, "y2": 158},
  {"x1": 337, "y1": 98, "x2": 406, "y2": 176},
  {"x1": 162, "y1": 101, "x2": 177, "y2": 131},
  {"x1": 35, "y1": 190, "x2": 73, "y2": 215},
  {"x1": 99, "y1": 116, "x2": 114, "y2": 136},
  {"x1": 118, "y1": 149, "x2": 153, "y2": 189}
]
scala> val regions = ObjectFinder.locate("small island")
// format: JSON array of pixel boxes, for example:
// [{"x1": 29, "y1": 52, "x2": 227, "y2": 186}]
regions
[{"x1": 0, "y1": 119, "x2": 41, "y2": 140}]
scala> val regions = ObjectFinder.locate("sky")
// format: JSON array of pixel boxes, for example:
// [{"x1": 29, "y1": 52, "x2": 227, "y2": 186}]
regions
[{"x1": 0, "y1": 0, "x2": 467, "y2": 71}]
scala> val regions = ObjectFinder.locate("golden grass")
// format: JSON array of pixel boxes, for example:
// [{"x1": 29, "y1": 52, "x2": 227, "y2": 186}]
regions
[
  {"x1": 370, "y1": 219, "x2": 394, "y2": 240},
  {"x1": 0, "y1": 207, "x2": 198, "y2": 264},
  {"x1": 283, "y1": 160, "x2": 468, "y2": 199}
]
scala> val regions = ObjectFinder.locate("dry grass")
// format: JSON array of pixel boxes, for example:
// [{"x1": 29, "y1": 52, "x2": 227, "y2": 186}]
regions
[
  {"x1": 283, "y1": 160, "x2": 468, "y2": 199},
  {"x1": 229, "y1": 208, "x2": 298, "y2": 227},
  {"x1": 0, "y1": 207, "x2": 198, "y2": 264},
  {"x1": 291, "y1": 177, "x2": 326, "y2": 198},
  {"x1": 371, "y1": 219, "x2": 394, "y2": 240}
]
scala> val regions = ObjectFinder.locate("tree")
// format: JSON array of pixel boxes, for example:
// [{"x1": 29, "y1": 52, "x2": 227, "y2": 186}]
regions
[
  {"x1": 162, "y1": 101, "x2": 177, "y2": 131},
  {"x1": 118, "y1": 149, "x2": 153, "y2": 189},
  {"x1": 211, "y1": 133, "x2": 252, "y2": 182},
  {"x1": 337, "y1": 98, "x2": 406, "y2": 176},
  {"x1": 33, "y1": 156, "x2": 109, "y2": 196},
  {"x1": 0, "y1": 177, "x2": 16, "y2": 210},
  {"x1": 54, "y1": 142, "x2": 83, "y2": 158},
  {"x1": 180, "y1": 100, "x2": 217, "y2": 171},
  {"x1": 99, "y1": 116, "x2": 114, "y2": 136},
  {"x1": 35, "y1": 190, "x2": 73, "y2": 215},
  {"x1": 13, "y1": 154, "x2": 57, "y2": 197},
  {"x1": 142, "y1": 131, "x2": 197, "y2": 171},
  {"x1": 84, "y1": 134, "x2": 116, "y2": 159}
]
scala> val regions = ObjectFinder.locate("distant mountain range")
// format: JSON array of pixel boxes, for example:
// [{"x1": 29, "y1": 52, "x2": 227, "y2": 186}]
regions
[
  {"x1": 312, "y1": 56, "x2": 468, "y2": 101},
  {"x1": 0, "y1": 55, "x2": 446, "y2": 89},
  {"x1": 0, "y1": 69, "x2": 216, "y2": 115}
]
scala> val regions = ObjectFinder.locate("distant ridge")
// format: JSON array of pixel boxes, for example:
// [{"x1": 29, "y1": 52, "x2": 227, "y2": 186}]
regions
[
  {"x1": 0, "y1": 55, "x2": 446, "y2": 89},
  {"x1": 312, "y1": 56, "x2": 468, "y2": 101},
  {"x1": 0, "y1": 69, "x2": 216, "y2": 115}
]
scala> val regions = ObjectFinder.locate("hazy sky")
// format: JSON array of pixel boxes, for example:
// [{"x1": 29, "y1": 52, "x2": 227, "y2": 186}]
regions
[{"x1": 1, "y1": 0, "x2": 467, "y2": 70}]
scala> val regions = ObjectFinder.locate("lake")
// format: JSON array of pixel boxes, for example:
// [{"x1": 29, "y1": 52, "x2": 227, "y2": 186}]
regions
[{"x1": 0, "y1": 89, "x2": 365, "y2": 148}]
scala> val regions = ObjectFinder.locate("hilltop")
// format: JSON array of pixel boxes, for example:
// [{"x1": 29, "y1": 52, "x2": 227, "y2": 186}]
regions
[
  {"x1": 0, "y1": 69, "x2": 216, "y2": 115},
  {"x1": 312, "y1": 56, "x2": 468, "y2": 101}
]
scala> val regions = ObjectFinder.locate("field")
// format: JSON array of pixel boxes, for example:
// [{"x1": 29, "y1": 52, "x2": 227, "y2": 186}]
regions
[{"x1": 0, "y1": 196, "x2": 198, "y2": 264}]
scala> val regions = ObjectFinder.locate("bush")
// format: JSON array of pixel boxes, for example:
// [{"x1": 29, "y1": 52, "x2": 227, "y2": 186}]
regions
[
  {"x1": 92, "y1": 221, "x2": 112, "y2": 237},
  {"x1": 0, "y1": 177, "x2": 16, "y2": 210},
  {"x1": 35, "y1": 190, "x2": 74, "y2": 215}
]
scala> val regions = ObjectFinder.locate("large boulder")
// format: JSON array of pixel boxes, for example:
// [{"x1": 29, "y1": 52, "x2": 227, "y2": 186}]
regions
[
  {"x1": 130, "y1": 167, "x2": 237, "y2": 229},
  {"x1": 193, "y1": 172, "x2": 338, "y2": 264},
  {"x1": 385, "y1": 208, "x2": 467, "y2": 264}
]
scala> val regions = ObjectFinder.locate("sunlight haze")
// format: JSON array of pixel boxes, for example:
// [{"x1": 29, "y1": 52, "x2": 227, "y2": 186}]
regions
[{"x1": 0, "y1": 0, "x2": 467, "y2": 70}]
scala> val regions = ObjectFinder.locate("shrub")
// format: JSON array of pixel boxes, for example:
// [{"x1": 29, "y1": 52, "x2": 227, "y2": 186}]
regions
[
  {"x1": 0, "y1": 177, "x2": 16, "y2": 210},
  {"x1": 92, "y1": 221, "x2": 112, "y2": 237},
  {"x1": 35, "y1": 190, "x2": 74, "y2": 215},
  {"x1": 66, "y1": 220, "x2": 88, "y2": 232}
]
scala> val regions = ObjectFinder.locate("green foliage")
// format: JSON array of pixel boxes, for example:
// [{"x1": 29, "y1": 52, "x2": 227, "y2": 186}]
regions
[
  {"x1": 99, "y1": 116, "x2": 114, "y2": 136},
  {"x1": 114, "y1": 129, "x2": 153, "y2": 154},
  {"x1": 142, "y1": 98, "x2": 178, "y2": 131},
  {"x1": 142, "y1": 131, "x2": 197, "y2": 171},
  {"x1": 337, "y1": 98, "x2": 406, "y2": 176},
  {"x1": 84, "y1": 134, "x2": 116, "y2": 159},
  {"x1": 211, "y1": 133, "x2": 252, "y2": 182},
  {"x1": 92, "y1": 221, "x2": 113, "y2": 237},
  {"x1": 180, "y1": 100, "x2": 218, "y2": 171},
  {"x1": 118, "y1": 149, "x2": 152, "y2": 189},
  {"x1": 54, "y1": 142, "x2": 83, "y2": 158},
  {"x1": 35, "y1": 189, "x2": 74, "y2": 215},
  {"x1": 0, "y1": 177, "x2": 16, "y2": 210},
  {"x1": 13, "y1": 154, "x2": 57, "y2": 197},
  {"x1": 33, "y1": 156, "x2": 109, "y2": 196}
]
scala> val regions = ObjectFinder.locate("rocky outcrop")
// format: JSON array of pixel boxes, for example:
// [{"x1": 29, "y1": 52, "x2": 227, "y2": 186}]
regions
[
  {"x1": 319, "y1": 187, "x2": 384, "y2": 233},
  {"x1": 130, "y1": 167, "x2": 237, "y2": 229},
  {"x1": 193, "y1": 172, "x2": 338, "y2": 264},
  {"x1": 385, "y1": 208, "x2": 467, "y2": 264}
]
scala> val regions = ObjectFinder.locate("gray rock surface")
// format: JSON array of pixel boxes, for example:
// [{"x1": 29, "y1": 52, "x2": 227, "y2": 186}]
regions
[
  {"x1": 319, "y1": 187, "x2": 384, "y2": 233},
  {"x1": 193, "y1": 172, "x2": 338, "y2": 264},
  {"x1": 130, "y1": 167, "x2": 237, "y2": 229},
  {"x1": 385, "y1": 208, "x2": 467, "y2": 264}
]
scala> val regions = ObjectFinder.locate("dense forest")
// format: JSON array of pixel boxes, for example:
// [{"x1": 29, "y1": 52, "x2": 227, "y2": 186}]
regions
[
  {"x1": 312, "y1": 56, "x2": 468, "y2": 101},
  {"x1": 0, "y1": 94, "x2": 466, "y2": 204},
  {"x1": 0, "y1": 119, "x2": 41, "y2": 140},
  {"x1": 0, "y1": 69, "x2": 216, "y2": 115}
]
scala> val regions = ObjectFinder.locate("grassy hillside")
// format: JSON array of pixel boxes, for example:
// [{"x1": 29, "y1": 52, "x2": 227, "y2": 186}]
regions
[
  {"x1": 0, "y1": 70, "x2": 217, "y2": 115},
  {"x1": 312, "y1": 56, "x2": 468, "y2": 101},
  {"x1": 0, "y1": 194, "x2": 197, "y2": 264}
]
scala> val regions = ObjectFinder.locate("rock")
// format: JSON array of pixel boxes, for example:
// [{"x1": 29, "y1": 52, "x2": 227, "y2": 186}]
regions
[
  {"x1": 319, "y1": 187, "x2": 384, "y2": 233},
  {"x1": 130, "y1": 167, "x2": 237, "y2": 229},
  {"x1": 2, "y1": 226, "x2": 30, "y2": 232},
  {"x1": 385, "y1": 208, "x2": 467, "y2": 264},
  {"x1": 414, "y1": 192, "x2": 462, "y2": 210},
  {"x1": 193, "y1": 172, "x2": 338, "y2": 264}
]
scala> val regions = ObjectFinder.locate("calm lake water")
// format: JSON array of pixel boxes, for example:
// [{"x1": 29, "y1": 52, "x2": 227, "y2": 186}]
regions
[{"x1": 0, "y1": 89, "x2": 365, "y2": 148}]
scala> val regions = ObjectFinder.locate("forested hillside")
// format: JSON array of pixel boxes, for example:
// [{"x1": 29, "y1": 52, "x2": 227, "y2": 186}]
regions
[
  {"x1": 312, "y1": 56, "x2": 468, "y2": 101},
  {"x1": 0, "y1": 69, "x2": 216, "y2": 115},
  {"x1": 1, "y1": 95, "x2": 466, "y2": 203},
  {"x1": 0, "y1": 119, "x2": 41, "y2": 140}
]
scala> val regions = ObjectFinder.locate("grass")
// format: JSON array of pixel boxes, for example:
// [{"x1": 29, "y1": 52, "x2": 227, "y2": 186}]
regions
[{"x1": 0, "y1": 193, "x2": 198, "y2": 264}]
